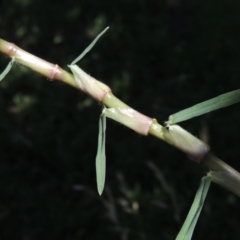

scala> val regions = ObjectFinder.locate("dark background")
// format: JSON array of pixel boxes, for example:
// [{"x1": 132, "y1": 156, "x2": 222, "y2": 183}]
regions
[{"x1": 0, "y1": 0, "x2": 240, "y2": 239}]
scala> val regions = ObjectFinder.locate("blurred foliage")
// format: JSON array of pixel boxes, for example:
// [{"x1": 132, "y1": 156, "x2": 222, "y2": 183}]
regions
[{"x1": 0, "y1": 0, "x2": 240, "y2": 239}]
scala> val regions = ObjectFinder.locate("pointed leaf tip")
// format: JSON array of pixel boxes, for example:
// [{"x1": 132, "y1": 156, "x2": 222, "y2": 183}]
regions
[
  {"x1": 71, "y1": 27, "x2": 109, "y2": 65},
  {"x1": 0, "y1": 59, "x2": 14, "y2": 81},
  {"x1": 176, "y1": 177, "x2": 211, "y2": 240},
  {"x1": 168, "y1": 89, "x2": 240, "y2": 125},
  {"x1": 96, "y1": 113, "x2": 107, "y2": 195}
]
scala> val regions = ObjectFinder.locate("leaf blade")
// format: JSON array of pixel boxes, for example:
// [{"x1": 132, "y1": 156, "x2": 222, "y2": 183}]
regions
[
  {"x1": 168, "y1": 89, "x2": 240, "y2": 125},
  {"x1": 176, "y1": 177, "x2": 211, "y2": 240},
  {"x1": 96, "y1": 113, "x2": 107, "y2": 195},
  {"x1": 71, "y1": 27, "x2": 109, "y2": 65},
  {"x1": 0, "y1": 59, "x2": 14, "y2": 81}
]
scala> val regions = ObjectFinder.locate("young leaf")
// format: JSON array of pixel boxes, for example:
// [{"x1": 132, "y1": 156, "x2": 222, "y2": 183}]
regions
[
  {"x1": 0, "y1": 59, "x2": 14, "y2": 81},
  {"x1": 96, "y1": 112, "x2": 107, "y2": 195},
  {"x1": 176, "y1": 177, "x2": 211, "y2": 240},
  {"x1": 71, "y1": 27, "x2": 109, "y2": 65},
  {"x1": 168, "y1": 89, "x2": 240, "y2": 125},
  {"x1": 69, "y1": 27, "x2": 111, "y2": 101}
]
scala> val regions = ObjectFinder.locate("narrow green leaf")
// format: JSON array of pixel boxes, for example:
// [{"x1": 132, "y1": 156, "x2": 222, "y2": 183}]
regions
[
  {"x1": 71, "y1": 27, "x2": 109, "y2": 65},
  {"x1": 168, "y1": 89, "x2": 240, "y2": 125},
  {"x1": 176, "y1": 177, "x2": 211, "y2": 240},
  {"x1": 96, "y1": 113, "x2": 107, "y2": 195},
  {"x1": 0, "y1": 59, "x2": 14, "y2": 81}
]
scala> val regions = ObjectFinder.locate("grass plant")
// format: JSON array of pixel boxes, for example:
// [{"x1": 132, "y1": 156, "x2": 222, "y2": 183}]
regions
[{"x1": 0, "y1": 28, "x2": 240, "y2": 239}]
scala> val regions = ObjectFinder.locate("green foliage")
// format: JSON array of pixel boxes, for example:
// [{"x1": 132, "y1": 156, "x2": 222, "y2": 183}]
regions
[
  {"x1": 0, "y1": 60, "x2": 14, "y2": 81},
  {"x1": 96, "y1": 113, "x2": 106, "y2": 195},
  {"x1": 71, "y1": 27, "x2": 109, "y2": 65},
  {"x1": 176, "y1": 177, "x2": 211, "y2": 240},
  {"x1": 168, "y1": 89, "x2": 240, "y2": 125}
]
